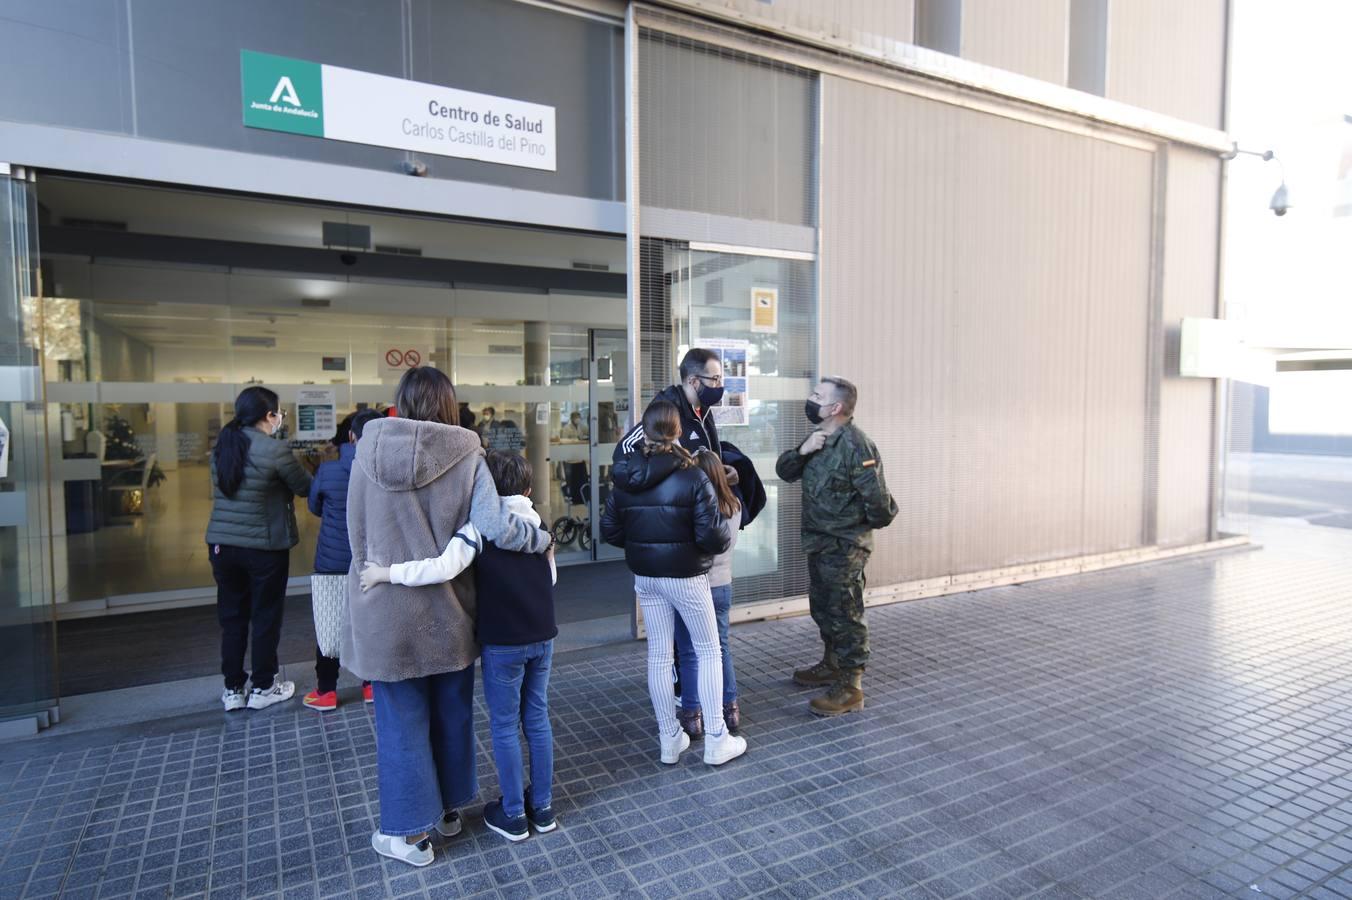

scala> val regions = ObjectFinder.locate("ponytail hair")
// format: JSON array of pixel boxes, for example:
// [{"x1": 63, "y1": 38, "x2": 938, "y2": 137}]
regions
[
  {"x1": 214, "y1": 386, "x2": 279, "y2": 498},
  {"x1": 694, "y1": 448, "x2": 741, "y2": 520},
  {"x1": 640, "y1": 400, "x2": 693, "y2": 468}
]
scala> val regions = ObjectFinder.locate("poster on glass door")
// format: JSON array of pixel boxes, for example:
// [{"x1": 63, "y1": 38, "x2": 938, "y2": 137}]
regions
[
  {"x1": 703, "y1": 339, "x2": 750, "y2": 427},
  {"x1": 295, "y1": 388, "x2": 337, "y2": 441}
]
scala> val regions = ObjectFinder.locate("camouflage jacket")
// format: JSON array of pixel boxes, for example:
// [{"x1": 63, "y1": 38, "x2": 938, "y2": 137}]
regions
[{"x1": 775, "y1": 420, "x2": 898, "y2": 553}]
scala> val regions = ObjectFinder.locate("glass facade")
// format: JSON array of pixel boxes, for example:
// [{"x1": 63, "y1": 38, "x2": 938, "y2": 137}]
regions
[
  {"x1": 0, "y1": 168, "x2": 59, "y2": 723},
  {"x1": 640, "y1": 241, "x2": 817, "y2": 606},
  {"x1": 33, "y1": 180, "x2": 626, "y2": 611}
]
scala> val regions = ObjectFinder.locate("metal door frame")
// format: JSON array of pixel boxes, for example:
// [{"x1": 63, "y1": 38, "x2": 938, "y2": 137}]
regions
[{"x1": 588, "y1": 327, "x2": 626, "y2": 561}]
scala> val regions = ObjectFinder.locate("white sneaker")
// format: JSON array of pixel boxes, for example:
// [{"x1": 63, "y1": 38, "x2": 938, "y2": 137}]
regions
[
  {"x1": 247, "y1": 680, "x2": 295, "y2": 710},
  {"x1": 660, "y1": 727, "x2": 690, "y2": 765},
  {"x1": 371, "y1": 831, "x2": 434, "y2": 867},
  {"x1": 703, "y1": 729, "x2": 747, "y2": 766},
  {"x1": 222, "y1": 689, "x2": 247, "y2": 712}
]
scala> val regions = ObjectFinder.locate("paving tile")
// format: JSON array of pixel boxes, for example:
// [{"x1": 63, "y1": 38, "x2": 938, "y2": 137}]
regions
[{"x1": 7, "y1": 542, "x2": 1352, "y2": 899}]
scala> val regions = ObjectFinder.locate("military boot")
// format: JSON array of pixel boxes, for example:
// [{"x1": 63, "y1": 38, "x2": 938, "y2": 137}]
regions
[
  {"x1": 809, "y1": 670, "x2": 864, "y2": 717},
  {"x1": 792, "y1": 647, "x2": 839, "y2": 687}
]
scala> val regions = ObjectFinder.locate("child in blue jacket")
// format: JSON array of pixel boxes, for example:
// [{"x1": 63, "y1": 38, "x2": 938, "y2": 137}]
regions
[{"x1": 304, "y1": 409, "x2": 380, "y2": 710}]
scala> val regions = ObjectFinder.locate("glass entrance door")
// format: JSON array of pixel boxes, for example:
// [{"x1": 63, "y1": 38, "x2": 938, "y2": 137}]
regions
[{"x1": 0, "y1": 165, "x2": 59, "y2": 729}]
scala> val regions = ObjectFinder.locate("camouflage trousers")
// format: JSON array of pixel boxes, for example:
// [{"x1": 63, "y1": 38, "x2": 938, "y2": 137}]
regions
[{"x1": 806, "y1": 540, "x2": 870, "y2": 671}]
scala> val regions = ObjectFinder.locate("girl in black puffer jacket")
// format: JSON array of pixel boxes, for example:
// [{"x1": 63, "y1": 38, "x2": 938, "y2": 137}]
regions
[{"x1": 602, "y1": 401, "x2": 746, "y2": 767}]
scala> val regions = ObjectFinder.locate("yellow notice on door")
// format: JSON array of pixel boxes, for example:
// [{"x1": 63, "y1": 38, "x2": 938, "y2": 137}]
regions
[{"x1": 751, "y1": 287, "x2": 778, "y2": 334}]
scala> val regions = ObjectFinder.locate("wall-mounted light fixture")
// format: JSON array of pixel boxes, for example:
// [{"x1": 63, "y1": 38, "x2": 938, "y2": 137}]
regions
[{"x1": 1223, "y1": 144, "x2": 1291, "y2": 216}]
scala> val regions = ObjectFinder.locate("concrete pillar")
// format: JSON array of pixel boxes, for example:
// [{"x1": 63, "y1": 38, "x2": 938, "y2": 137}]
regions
[{"x1": 524, "y1": 322, "x2": 552, "y2": 520}]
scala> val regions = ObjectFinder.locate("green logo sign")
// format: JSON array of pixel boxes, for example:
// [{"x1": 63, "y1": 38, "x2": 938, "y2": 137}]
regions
[{"x1": 241, "y1": 51, "x2": 324, "y2": 137}]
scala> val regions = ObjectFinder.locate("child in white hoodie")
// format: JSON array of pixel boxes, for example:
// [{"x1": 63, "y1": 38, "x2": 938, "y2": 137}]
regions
[{"x1": 360, "y1": 450, "x2": 558, "y2": 843}]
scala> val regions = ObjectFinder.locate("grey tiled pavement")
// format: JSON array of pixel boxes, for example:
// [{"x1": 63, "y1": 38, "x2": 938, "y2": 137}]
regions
[{"x1": 4, "y1": 530, "x2": 1352, "y2": 899}]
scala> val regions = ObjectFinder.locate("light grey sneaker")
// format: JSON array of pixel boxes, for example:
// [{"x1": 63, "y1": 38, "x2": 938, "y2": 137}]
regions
[
  {"x1": 247, "y1": 680, "x2": 295, "y2": 710},
  {"x1": 222, "y1": 689, "x2": 247, "y2": 712},
  {"x1": 703, "y1": 729, "x2": 747, "y2": 766},
  {"x1": 660, "y1": 727, "x2": 690, "y2": 765},
  {"x1": 371, "y1": 831, "x2": 434, "y2": 867}
]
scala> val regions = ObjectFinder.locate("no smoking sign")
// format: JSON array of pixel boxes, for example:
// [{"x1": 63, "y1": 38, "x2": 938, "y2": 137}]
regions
[{"x1": 381, "y1": 347, "x2": 427, "y2": 376}]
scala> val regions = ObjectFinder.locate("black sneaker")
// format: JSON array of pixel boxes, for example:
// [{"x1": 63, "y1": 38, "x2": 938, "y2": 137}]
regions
[
  {"x1": 483, "y1": 799, "x2": 529, "y2": 843},
  {"x1": 524, "y1": 791, "x2": 557, "y2": 833}
]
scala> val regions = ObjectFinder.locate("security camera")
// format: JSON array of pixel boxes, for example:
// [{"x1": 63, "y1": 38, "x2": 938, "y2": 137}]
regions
[
  {"x1": 339, "y1": 252, "x2": 358, "y2": 266},
  {"x1": 402, "y1": 159, "x2": 428, "y2": 177},
  {"x1": 1270, "y1": 182, "x2": 1291, "y2": 217}
]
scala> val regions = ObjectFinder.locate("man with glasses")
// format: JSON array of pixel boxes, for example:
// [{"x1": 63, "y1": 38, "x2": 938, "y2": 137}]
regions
[{"x1": 615, "y1": 348, "x2": 731, "y2": 467}]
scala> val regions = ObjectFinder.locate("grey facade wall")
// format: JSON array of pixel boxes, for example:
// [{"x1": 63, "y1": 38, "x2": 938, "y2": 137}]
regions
[
  {"x1": 656, "y1": 0, "x2": 915, "y2": 51},
  {"x1": 819, "y1": 75, "x2": 1158, "y2": 584},
  {"x1": 0, "y1": 0, "x2": 623, "y2": 201},
  {"x1": 1107, "y1": 0, "x2": 1228, "y2": 130},
  {"x1": 638, "y1": 34, "x2": 816, "y2": 227},
  {"x1": 658, "y1": 0, "x2": 1229, "y2": 131},
  {"x1": 1157, "y1": 147, "x2": 1222, "y2": 545},
  {"x1": 960, "y1": 0, "x2": 1070, "y2": 85}
]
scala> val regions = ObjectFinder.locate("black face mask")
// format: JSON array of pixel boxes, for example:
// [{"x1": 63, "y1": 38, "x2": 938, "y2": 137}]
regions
[
  {"x1": 805, "y1": 400, "x2": 832, "y2": 425},
  {"x1": 695, "y1": 381, "x2": 724, "y2": 409}
]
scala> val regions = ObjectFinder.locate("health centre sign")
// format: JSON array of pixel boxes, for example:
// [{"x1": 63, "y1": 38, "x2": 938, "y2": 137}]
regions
[{"x1": 241, "y1": 50, "x2": 557, "y2": 171}]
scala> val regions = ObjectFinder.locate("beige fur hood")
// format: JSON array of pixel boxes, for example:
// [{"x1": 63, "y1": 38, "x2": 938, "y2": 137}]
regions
[{"x1": 356, "y1": 417, "x2": 482, "y2": 492}]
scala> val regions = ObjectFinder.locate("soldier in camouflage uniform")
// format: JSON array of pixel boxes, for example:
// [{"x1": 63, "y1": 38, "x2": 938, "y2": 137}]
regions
[{"x1": 775, "y1": 377, "x2": 897, "y2": 716}]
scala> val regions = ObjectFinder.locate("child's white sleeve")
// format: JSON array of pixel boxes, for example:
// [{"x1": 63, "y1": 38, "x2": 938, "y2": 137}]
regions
[{"x1": 390, "y1": 524, "x2": 482, "y2": 586}]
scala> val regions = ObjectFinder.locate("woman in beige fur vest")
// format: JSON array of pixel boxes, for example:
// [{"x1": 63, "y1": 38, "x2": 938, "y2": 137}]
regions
[{"x1": 344, "y1": 367, "x2": 550, "y2": 868}]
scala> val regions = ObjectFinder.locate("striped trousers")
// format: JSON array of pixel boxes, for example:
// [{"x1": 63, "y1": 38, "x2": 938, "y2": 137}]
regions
[{"x1": 636, "y1": 574, "x2": 728, "y2": 739}]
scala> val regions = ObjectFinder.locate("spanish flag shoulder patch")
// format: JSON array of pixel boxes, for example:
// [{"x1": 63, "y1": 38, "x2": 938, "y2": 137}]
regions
[{"x1": 861, "y1": 459, "x2": 877, "y2": 468}]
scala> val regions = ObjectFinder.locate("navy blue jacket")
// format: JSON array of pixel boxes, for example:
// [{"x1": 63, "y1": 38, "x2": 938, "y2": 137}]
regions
[
  {"x1": 720, "y1": 440, "x2": 767, "y2": 529},
  {"x1": 308, "y1": 442, "x2": 355, "y2": 574},
  {"x1": 474, "y1": 541, "x2": 557, "y2": 646}
]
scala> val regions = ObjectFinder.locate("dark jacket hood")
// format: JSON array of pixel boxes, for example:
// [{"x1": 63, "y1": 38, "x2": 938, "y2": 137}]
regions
[
  {"x1": 357, "y1": 417, "x2": 482, "y2": 492},
  {"x1": 611, "y1": 449, "x2": 684, "y2": 493}
]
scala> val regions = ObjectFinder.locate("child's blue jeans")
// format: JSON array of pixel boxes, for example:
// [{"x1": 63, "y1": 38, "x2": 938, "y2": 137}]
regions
[
  {"x1": 480, "y1": 641, "x2": 555, "y2": 819},
  {"x1": 675, "y1": 584, "x2": 737, "y2": 710}
]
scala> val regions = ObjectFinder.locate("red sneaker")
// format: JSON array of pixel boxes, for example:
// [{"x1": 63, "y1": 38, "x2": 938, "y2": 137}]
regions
[
  {"x1": 302, "y1": 690, "x2": 338, "y2": 711},
  {"x1": 362, "y1": 683, "x2": 374, "y2": 704}
]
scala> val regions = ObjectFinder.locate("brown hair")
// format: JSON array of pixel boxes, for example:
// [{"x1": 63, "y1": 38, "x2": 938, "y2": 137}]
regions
[
  {"x1": 694, "y1": 448, "x2": 741, "y2": 519},
  {"x1": 640, "y1": 400, "x2": 693, "y2": 467},
  {"x1": 820, "y1": 376, "x2": 858, "y2": 417},
  {"x1": 485, "y1": 450, "x2": 532, "y2": 496},
  {"x1": 395, "y1": 367, "x2": 458, "y2": 424}
]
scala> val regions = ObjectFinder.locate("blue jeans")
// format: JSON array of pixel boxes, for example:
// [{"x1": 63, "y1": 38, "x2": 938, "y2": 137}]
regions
[
  {"x1": 480, "y1": 641, "x2": 555, "y2": 819},
  {"x1": 674, "y1": 584, "x2": 736, "y2": 710},
  {"x1": 371, "y1": 667, "x2": 478, "y2": 836}
]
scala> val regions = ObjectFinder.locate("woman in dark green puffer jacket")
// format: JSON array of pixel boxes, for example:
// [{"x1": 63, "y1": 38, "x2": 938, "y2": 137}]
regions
[{"x1": 205, "y1": 386, "x2": 313, "y2": 712}]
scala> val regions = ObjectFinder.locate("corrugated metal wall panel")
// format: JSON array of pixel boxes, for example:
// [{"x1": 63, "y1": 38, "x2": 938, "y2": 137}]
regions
[
  {"x1": 820, "y1": 75, "x2": 1156, "y2": 584},
  {"x1": 1157, "y1": 147, "x2": 1221, "y2": 545},
  {"x1": 639, "y1": 33, "x2": 816, "y2": 226},
  {"x1": 960, "y1": 0, "x2": 1070, "y2": 85},
  {"x1": 658, "y1": 0, "x2": 915, "y2": 51},
  {"x1": 1081, "y1": 140, "x2": 1154, "y2": 553},
  {"x1": 1107, "y1": 0, "x2": 1227, "y2": 129}
]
